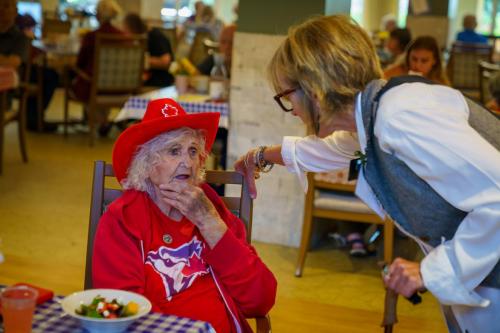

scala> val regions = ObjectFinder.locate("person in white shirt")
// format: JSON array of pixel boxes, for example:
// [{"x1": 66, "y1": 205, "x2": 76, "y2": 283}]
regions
[{"x1": 234, "y1": 15, "x2": 500, "y2": 333}]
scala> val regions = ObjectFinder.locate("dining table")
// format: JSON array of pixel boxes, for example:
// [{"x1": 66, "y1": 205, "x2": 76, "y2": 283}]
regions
[
  {"x1": 0, "y1": 295, "x2": 215, "y2": 333},
  {"x1": 115, "y1": 86, "x2": 230, "y2": 129},
  {"x1": 32, "y1": 37, "x2": 80, "y2": 74}
]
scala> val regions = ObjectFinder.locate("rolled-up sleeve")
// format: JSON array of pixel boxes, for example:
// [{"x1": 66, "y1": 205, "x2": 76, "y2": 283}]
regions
[{"x1": 376, "y1": 83, "x2": 500, "y2": 307}]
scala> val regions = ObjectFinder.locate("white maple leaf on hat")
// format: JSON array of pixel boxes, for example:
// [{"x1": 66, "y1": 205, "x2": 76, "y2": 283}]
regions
[{"x1": 161, "y1": 104, "x2": 179, "y2": 118}]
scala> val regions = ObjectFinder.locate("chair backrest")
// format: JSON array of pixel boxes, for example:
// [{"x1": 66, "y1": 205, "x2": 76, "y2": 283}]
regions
[
  {"x1": 447, "y1": 42, "x2": 493, "y2": 90},
  {"x1": 478, "y1": 60, "x2": 500, "y2": 105},
  {"x1": 42, "y1": 18, "x2": 71, "y2": 39},
  {"x1": 189, "y1": 30, "x2": 213, "y2": 66},
  {"x1": 92, "y1": 34, "x2": 147, "y2": 95},
  {"x1": 85, "y1": 161, "x2": 253, "y2": 289}
]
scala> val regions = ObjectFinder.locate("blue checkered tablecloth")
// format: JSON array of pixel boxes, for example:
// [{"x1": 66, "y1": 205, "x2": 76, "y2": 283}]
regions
[
  {"x1": 115, "y1": 86, "x2": 229, "y2": 129},
  {"x1": 0, "y1": 296, "x2": 214, "y2": 333}
]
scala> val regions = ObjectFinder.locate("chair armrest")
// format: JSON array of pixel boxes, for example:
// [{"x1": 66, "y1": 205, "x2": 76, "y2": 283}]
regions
[{"x1": 255, "y1": 315, "x2": 271, "y2": 333}]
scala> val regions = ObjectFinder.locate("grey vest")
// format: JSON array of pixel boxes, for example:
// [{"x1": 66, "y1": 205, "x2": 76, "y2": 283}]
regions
[{"x1": 360, "y1": 77, "x2": 500, "y2": 289}]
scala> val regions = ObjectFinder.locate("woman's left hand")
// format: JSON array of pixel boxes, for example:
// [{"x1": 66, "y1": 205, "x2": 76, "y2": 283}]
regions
[
  {"x1": 158, "y1": 181, "x2": 228, "y2": 248},
  {"x1": 383, "y1": 258, "x2": 425, "y2": 298}
]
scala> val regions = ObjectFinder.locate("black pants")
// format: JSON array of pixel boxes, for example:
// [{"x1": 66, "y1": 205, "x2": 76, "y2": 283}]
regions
[
  {"x1": 26, "y1": 66, "x2": 59, "y2": 130},
  {"x1": 210, "y1": 128, "x2": 228, "y2": 195}
]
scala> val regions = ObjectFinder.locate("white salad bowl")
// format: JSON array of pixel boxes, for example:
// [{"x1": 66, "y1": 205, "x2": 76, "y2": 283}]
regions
[{"x1": 60, "y1": 289, "x2": 152, "y2": 333}]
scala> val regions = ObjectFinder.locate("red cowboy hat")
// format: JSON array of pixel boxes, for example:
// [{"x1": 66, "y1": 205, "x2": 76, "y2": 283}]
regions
[{"x1": 112, "y1": 98, "x2": 220, "y2": 182}]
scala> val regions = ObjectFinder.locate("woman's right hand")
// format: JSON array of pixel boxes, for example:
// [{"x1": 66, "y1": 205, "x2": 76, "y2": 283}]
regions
[{"x1": 234, "y1": 148, "x2": 259, "y2": 199}]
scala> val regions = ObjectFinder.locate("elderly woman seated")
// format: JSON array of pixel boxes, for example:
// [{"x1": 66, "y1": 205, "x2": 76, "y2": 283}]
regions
[{"x1": 92, "y1": 98, "x2": 277, "y2": 333}]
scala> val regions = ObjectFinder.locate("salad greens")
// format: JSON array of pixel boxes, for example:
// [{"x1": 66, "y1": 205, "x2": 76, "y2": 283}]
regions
[{"x1": 75, "y1": 295, "x2": 139, "y2": 319}]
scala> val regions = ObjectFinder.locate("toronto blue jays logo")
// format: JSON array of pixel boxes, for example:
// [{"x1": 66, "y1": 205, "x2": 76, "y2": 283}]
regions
[
  {"x1": 161, "y1": 103, "x2": 179, "y2": 118},
  {"x1": 145, "y1": 236, "x2": 209, "y2": 301}
]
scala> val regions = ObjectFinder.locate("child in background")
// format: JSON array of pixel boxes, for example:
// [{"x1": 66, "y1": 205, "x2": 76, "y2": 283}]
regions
[{"x1": 384, "y1": 36, "x2": 450, "y2": 86}]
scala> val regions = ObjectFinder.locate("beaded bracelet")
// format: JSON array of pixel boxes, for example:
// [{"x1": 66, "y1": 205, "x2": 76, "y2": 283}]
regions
[{"x1": 255, "y1": 146, "x2": 274, "y2": 173}]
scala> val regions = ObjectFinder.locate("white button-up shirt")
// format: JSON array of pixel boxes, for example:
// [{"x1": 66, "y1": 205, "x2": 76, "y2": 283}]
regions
[{"x1": 281, "y1": 82, "x2": 500, "y2": 333}]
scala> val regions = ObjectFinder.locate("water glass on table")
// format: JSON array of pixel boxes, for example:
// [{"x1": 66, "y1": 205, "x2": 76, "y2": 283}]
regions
[{"x1": 1, "y1": 286, "x2": 38, "y2": 333}]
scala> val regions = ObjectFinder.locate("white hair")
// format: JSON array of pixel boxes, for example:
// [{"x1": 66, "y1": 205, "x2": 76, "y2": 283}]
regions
[
  {"x1": 122, "y1": 127, "x2": 208, "y2": 197},
  {"x1": 96, "y1": 0, "x2": 121, "y2": 23}
]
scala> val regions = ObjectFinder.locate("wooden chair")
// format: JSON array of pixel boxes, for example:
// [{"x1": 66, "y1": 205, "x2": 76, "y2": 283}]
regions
[
  {"x1": 64, "y1": 34, "x2": 146, "y2": 145},
  {"x1": 447, "y1": 42, "x2": 493, "y2": 100},
  {"x1": 295, "y1": 172, "x2": 394, "y2": 277},
  {"x1": 0, "y1": 45, "x2": 37, "y2": 174},
  {"x1": 0, "y1": 85, "x2": 28, "y2": 175},
  {"x1": 478, "y1": 60, "x2": 500, "y2": 105},
  {"x1": 86, "y1": 161, "x2": 271, "y2": 332}
]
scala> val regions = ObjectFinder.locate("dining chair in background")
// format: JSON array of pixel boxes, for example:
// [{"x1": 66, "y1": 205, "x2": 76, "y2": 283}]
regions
[
  {"x1": 0, "y1": 85, "x2": 28, "y2": 175},
  {"x1": 478, "y1": 60, "x2": 500, "y2": 106},
  {"x1": 295, "y1": 172, "x2": 394, "y2": 277},
  {"x1": 86, "y1": 161, "x2": 271, "y2": 333},
  {"x1": 63, "y1": 34, "x2": 147, "y2": 145},
  {"x1": 0, "y1": 45, "x2": 38, "y2": 174},
  {"x1": 447, "y1": 41, "x2": 493, "y2": 100}
]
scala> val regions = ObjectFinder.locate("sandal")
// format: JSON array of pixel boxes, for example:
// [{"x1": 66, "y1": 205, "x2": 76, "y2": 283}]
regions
[{"x1": 347, "y1": 232, "x2": 367, "y2": 257}]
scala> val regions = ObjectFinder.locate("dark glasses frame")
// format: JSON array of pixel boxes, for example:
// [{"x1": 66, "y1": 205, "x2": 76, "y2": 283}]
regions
[{"x1": 273, "y1": 88, "x2": 298, "y2": 112}]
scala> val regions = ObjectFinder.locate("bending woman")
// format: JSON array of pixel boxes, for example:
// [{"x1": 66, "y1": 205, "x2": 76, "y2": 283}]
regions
[{"x1": 236, "y1": 15, "x2": 499, "y2": 333}]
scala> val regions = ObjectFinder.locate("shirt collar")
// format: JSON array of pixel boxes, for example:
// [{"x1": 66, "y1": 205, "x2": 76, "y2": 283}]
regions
[{"x1": 354, "y1": 92, "x2": 367, "y2": 153}]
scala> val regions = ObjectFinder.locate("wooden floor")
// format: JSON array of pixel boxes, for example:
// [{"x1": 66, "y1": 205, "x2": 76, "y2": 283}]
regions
[{"x1": 0, "y1": 90, "x2": 448, "y2": 332}]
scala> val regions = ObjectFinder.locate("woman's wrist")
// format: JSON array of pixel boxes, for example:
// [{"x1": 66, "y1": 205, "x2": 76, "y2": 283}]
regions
[
  {"x1": 199, "y1": 217, "x2": 228, "y2": 248},
  {"x1": 263, "y1": 144, "x2": 284, "y2": 166},
  {"x1": 255, "y1": 146, "x2": 274, "y2": 173}
]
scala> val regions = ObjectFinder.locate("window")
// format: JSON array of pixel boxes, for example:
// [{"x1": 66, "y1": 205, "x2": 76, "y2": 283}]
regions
[
  {"x1": 17, "y1": 1, "x2": 43, "y2": 38},
  {"x1": 478, "y1": 0, "x2": 500, "y2": 35},
  {"x1": 161, "y1": 0, "x2": 215, "y2": 25}
]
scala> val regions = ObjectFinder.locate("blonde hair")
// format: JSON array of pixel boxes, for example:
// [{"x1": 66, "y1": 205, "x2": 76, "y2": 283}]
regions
[
  {"x1": 268, "y1": 15, "x2": 382, "y2": 133},
  {"x1": 122, "y1": 128, "x2": 207, "y2": 198}
]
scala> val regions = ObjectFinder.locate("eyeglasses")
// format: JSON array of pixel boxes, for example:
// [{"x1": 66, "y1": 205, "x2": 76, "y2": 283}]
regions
[{"x1": 273, "y1": 88, "x2": 298, "y2": 112}]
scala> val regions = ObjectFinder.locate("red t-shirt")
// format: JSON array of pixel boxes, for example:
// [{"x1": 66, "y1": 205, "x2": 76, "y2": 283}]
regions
[
  {"x1": 93, "y1": 188, "x2": 277, "y2": 333},
  {"x1": 143, "y1": 202, "x2": 232, "y2": 333},
  {"x1": 93, "y1": 192, "x2": 233, "y2": 332}
]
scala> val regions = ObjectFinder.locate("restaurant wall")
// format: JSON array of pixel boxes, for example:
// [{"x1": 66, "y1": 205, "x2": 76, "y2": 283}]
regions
[
  {"x1": 449, "y1": 0, "x2": 480, "y2": 43},
  {"x1": 237, "y1": 0, "x2": 326, "y2": 35},
  {"x1": 213, "y1": 0, "x2": 239, "y2": 25},
  {"x1": 39, "y1": 0, "x2": 58, "y2": 13},
  {"x1": 228, "y1": 31, "x2": 305, "y2": 246},
  {"x1": 228, "y1": 0, "x2": 350, "y2": 247},
  {"x1": 116, "y1": 0, "x2": 141, "y2": 16},
  {"x1": 140, "y1": 0, "x2": 164, "y2": 20},
  {"x1": 361, "y1": 0, "x2": 399, "y2": 33}
]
